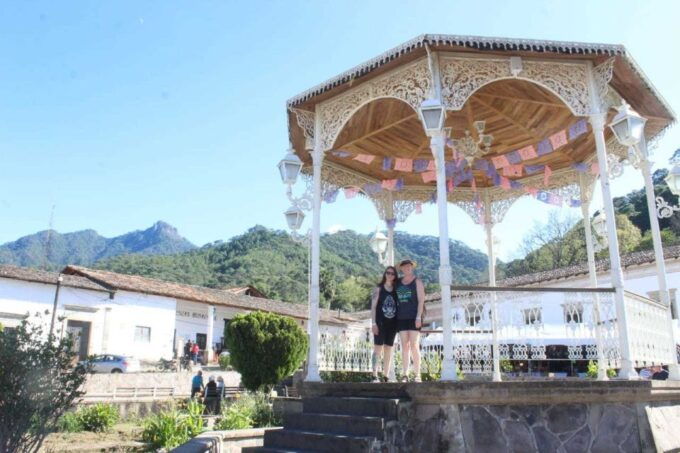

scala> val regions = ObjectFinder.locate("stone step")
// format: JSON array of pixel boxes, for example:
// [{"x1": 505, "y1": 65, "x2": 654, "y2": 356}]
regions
[
  {"x1": 284, "y1": 412, "x2": 385, "y2": 438},
  {"x1": 242, "y1": 447, "x2": 315, "y2": 453},
  {"x1": 264, "y1": 429, "x2": 376, "y2": 452},
  {"x1": 302, "y1": 396, "x2": 399, "y2": 419}
]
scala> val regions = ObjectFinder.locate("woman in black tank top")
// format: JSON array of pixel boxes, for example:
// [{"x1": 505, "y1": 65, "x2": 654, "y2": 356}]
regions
[{"x1": 370, "y1": 266, "x2": 398, "y2": 382}]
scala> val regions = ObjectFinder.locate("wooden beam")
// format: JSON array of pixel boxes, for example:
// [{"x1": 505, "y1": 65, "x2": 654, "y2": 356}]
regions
[
  {"x1": 334, "y1": 113, "x2": 418, "y2": 149},
  {"x1": 473, "y1": 97, "x2": 544, "y2": 143},
  {"x1": 476, "y1": 93, "x2": 566, "y2": 109}
]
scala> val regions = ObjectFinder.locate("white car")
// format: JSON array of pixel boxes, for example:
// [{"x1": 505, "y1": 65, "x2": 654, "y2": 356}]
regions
[{"x1": 81, "y1": 355, "x2": 141, "y2": 373}]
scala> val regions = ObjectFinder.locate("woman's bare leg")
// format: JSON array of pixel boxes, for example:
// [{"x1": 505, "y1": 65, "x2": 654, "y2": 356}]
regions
[
  {"x1": 382, "y1": 345, "x2": 393, "y2": 379},
  {"x1": 399, "y1": 331, "x2": 410, "y2": 378},
  {"x1": 372, "y1": 344, "x2": 383, "y2": 378},
  {"x1": 409, "y1": 331, "x2": 421, "y2": 381}
]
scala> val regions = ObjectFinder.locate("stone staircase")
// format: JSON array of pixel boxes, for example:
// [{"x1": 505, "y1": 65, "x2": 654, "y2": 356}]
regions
[{"x1": 243, "y1": 396, "x2": 400, "y2": 452}]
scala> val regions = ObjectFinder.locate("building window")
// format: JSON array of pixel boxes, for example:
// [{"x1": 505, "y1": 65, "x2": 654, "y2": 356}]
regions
[
  {"x1": 523, "y1": 308, "x2": 542, "y2": 325},
  {"x1": 563, "y1": 304, "x2": 583, "y2": 324},
  {"x1": 134, "y1": 326, "x2": 151, "y2": 343}
]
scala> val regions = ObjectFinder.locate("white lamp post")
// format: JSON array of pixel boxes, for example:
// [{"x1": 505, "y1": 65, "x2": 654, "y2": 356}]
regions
[
  {"x1": 608, "y1": 102, "x2": 647, "y2": 148},
  {"x1": 418, "y1": 98, "x2": 446, "y2": 134},
  {"x1": 609, "y1": 103, "x2": 680, "y2": 380},
  {"x1": 369, "y1": 228, "x2": 389, "y2": 266},
  {"x1": 284, "y1": 206, "x2": 305, "y2": 232},
  {"x1": 657, "y1": 164, "x2": 680, "y2": 218},
  {"x1": 278, "y1": 147, "x2": 304, "y2": 186}
]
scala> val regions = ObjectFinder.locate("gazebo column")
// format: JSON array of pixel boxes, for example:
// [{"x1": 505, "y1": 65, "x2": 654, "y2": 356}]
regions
[
  {"x1": 305, "y1": 147, "x2": 323, "y2": 382},
  {"x1": 637, "y1": 136, "x2": 680, "y2": 379},
  {"x1": 483, "y1": 194, "x2": 501, "y2": 382},
  {"x1": 430, "y1": 130, "x2": 457, "y2": 381},
  {"x1": 206, "y1": 305, "x2": 215, "y2": 363},
  {"x1": 588, "y1": 112, "x2": 638, "y2": 379},
  {"x1": 579, "y1": 173, "x2": 608, "y2": 381},
  {"x1": 385, "y1": 198, "x2": 396, "y2": 266}
]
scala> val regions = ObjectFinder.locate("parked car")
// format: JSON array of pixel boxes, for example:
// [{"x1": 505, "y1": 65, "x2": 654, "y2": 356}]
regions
[{"x1": 79, "y1": 354, "x2": 141, "y2": 373}]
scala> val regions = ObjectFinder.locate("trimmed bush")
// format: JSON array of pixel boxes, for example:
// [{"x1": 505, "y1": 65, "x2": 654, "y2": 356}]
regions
[
  {"x1": 218, "y1": 353, "x2": 231, "y2": 370},
  {"x1": 225, "y1": 311, "x2": 308, "y2": 391}
]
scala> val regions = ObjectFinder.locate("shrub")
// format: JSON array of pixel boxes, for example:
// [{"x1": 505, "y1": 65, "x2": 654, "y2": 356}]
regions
[
  {"x1": 142, "y1": 411, "x2": 189, "y2": 450},
  {"x1": 218, "y1": 354, "x2": 231, "y2": 371},
  {"x1": 586, "y1": 360, "x2": 617, "y2": 379},
  {"x1": 214, "y1": 392, "x2": 280, "y2": 431},
  {"x1": 57, "y1": 412, "x2": 82, "y2": 433},
  {"x1": 226, "y1": 312, "x2": 308, "y2": 391},
  {"x1": 320, "y1": 371, "x2": 372, "y2": 383},
  {"x1": 500, "y1": 359, "x2": 514, "y2": 373},
  {"x1": 76, "y1": 403, "x2": 119, "y2": 432}
]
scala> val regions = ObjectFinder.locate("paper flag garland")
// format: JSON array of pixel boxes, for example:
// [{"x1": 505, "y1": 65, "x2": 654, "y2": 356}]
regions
[
  {"x1": 549, "y1": 130, "x2": 568, "y2": 150},
  {"x1": 394, "y1": 158, "x2": 413, "y2": 172},
  {"x1": 518, "y1": 145, "x2": 538, "y2": 160},
  {"x1": 382, "y1": 179, "x2": 398, "y2": 190},
  {"x1": 422, "y1": 171, "x2": 436, "y2": 183},
  {"x1": 382, "y1": 157, "x2": 393, "y2": 171},
  {"x1": 324, "y1": 189, "x2": 339, "y2": 203},
  {"x1": 568, "y1": 119, "x2": 588, "y2": 140},
  {"x1": 344, "y1": 187, "x2": 359, "y2": 199},
  {"x1": 537, "y1": 139, "x2": 553, "y2": 156},
  {"x1": 413, "y1": 159, "x2": 429, "y2": 173},
  {"x1": 591, "y1": 163, "x2": 600, "y2": 175},
  {"x1": 492, "y1": 155, "x2": 510, "y2": 169},
  {"x1": 354, "y1": 154, "x2": 375, "y2": 164},
  {"x1": 415, "y1": 202, "x2": 422, "y2": 214},
  {"x1": 544, "y1": 165, "x2": 552, "y2": 186}
]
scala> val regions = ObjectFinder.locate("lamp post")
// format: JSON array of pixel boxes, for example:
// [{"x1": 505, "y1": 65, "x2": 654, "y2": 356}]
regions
[
  {"x1": 657, "y1": 164, "x2": 680, "y2": 218},
  {"x1": 592, "y1": 211, "x2": 608, "y2": 252},
  {"x1": 608, "y1": 102, "x2": 680, "y2": 379},
  {"x1": 419, "y1": 97, "x2": 457, "y2": 381},
  {"x1": 369, "y1": 228, "x2": 389, "y2": 266}
]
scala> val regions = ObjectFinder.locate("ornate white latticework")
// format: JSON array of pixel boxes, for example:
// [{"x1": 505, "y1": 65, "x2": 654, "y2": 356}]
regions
[
  {"x1": 318, "y1": 333, "x2": 373, "y2": 372},
  {"x1": 317, "y1": 58, "x2": 431, "y2": 150},
  {"x1": 439, "y1": 56, "x2": 590, "y2": 115},
  {"x1": 592, "y1": 58, "x2": 615, "y2": 112},
  {"x1": 289, "y1": 107, "x2": 315, "y2": 140},
  {"x1": 624, "y1": 292, "x2": 676, "y2": 367}
]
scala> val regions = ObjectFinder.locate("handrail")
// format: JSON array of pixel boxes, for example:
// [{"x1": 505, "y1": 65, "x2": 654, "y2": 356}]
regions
[{"x1": 450, "y1": 285, "x2": 616, "y2": 293}]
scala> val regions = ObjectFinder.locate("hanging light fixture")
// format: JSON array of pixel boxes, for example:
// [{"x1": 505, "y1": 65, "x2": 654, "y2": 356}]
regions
[
  {"x1": 592, "y1": 212, "x2": 608, "y2": 249},
  {"x1": 418, "y1": 98, "x2": 446, "y2": 133},
  {"x1": 369, "y1": 228, "x2": 389, "y2": 265},
  {"x1": 608, "y1": 102, "x2": 647, "y2": 148},
  {"x1": 284, "y1": 206, "x2": 305, "y2": 231},
  {"x1": 452, "y1": 120, "x2": 494, "y2": 164},
  {"x1": 277, "y1": 147, "x2": 304, "y2": 185}
]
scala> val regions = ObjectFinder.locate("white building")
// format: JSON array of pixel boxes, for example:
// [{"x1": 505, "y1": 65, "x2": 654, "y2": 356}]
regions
[{"x1": 0, "y1": 264, "x2": 362, "y2": 362}]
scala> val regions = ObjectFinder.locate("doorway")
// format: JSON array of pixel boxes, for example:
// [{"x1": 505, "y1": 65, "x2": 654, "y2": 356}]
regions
[{"x1": 66, "y1": 320, "x2": 91, "y2": 361}]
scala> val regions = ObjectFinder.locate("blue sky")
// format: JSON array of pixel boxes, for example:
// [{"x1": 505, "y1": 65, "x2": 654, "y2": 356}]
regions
[{"x1": 1, "y1": 1, "x2": 679, "y2": 261}]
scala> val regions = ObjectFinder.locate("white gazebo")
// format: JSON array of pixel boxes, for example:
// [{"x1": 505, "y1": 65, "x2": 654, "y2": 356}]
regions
[{"x1": 279, "y1": 34, "x2": 677, "y2": 382}]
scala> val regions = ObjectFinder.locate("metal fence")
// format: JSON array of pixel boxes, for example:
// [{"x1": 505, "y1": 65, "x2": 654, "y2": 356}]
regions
[{"x1": 317, "y1": 286, "x2": 677, "y2": 379}]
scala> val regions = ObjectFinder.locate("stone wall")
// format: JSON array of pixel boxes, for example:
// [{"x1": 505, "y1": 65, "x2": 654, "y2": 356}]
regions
[
  {"x1": 302, "y1": 380, "x2": 680, "y2": 453},
  {"x1": 172, "y1": 428, "x2": 269, "y2": 453},
  {"x1": 82, "y1": 370, "x2": 241, "y2": 397}
]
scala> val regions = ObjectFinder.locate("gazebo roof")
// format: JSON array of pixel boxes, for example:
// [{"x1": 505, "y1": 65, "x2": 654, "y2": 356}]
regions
[{"x1": 286, "y1": 34, "x2": 675, "y2": 224}]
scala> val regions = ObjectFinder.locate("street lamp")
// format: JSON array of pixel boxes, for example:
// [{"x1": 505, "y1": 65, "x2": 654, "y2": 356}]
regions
[
  {"x1": 369, "y1": 228, "x2": 389, "y2": 266},
  {"x1": 657, "y1": 164, "x2": 680, "y2": 218},
  {"x1": 418, "y1": 98, "x2": 446, "y2": 134},
  {"x1": 608, "y1": 102, "x2": 647, "y2": 148},
  {"x1": 277, "y1": 147, "x2": 304, "y2": 186},
  {"x1": 284, "y1": 206, "x2": 305, "y2": 231}
]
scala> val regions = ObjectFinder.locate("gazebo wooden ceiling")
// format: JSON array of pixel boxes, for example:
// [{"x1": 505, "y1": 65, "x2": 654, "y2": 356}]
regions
[
  {"x1": 286, "y1": 34, "x2": 675, "y2": 197},
  {"x1": 326, "y1": 79, "x2": 605, "y2": 189}
]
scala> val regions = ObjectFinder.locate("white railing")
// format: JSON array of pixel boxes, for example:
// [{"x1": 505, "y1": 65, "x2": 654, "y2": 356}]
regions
[{"x1": 624, "y1": 291, "x2": 676, "y2": 367}]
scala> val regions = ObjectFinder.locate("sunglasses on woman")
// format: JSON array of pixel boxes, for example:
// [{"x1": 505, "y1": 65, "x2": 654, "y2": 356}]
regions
[{"x1": 385, "y1": 271, "x2": 396, "y2": 276}]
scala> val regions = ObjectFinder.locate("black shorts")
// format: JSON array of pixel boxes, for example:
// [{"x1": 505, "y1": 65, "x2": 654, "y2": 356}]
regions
[
  {"x1": 374, "y1": 321, "x2": 398, "y2": 346},
  {"x1": 397, "y1": 319, "x2": 421, "y2": 332}
]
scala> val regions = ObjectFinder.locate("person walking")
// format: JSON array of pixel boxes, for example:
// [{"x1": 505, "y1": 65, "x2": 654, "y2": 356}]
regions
[
  {"x1": 396, "y1": 259, "x2": 425, "y2": 382},
  {"x1": 191, "y1": 370, "x2": 204, "y2": 398},
  {"x1": 371, "y1": 266, "x2": 399, "y2": 382},
  {"x1": 191, "y1": 342, "x2": 200, "y2": 364}
]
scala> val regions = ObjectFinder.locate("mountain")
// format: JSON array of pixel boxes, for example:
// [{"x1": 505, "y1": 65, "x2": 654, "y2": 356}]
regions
[
  {"x1": 95, "y1": 226, "x2": 490, "y2": 311},
  {"x1": 0, "y1": 221, "x2": 196, "y2": 269}
]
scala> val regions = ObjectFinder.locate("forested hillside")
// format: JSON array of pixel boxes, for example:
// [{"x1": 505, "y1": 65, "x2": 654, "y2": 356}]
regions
[{"x1": 96, "y1": 226, "x2": 489, "y2": 311}]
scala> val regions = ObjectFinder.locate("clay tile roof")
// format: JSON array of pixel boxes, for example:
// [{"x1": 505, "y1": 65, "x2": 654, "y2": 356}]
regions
[
  {"x1": 62, "y1": 265, "x2": 359, "y2": 325},
  {"x1": 0, "y1": 264, "x2": 112, "y2": 293},
  {"x1": 425, "y1": 245, "x2": 680, "y2": 303}
]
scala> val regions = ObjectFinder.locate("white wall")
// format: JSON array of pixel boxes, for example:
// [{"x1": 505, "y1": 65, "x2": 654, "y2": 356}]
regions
[{"x1": 0, "y1": 278, "x2": 176, "y2": 361}]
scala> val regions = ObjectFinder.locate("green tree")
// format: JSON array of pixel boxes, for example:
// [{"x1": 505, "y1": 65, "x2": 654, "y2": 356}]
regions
[
  {"x1": 0, "y1": 316, "x2": 88, "y2": 453},
  {"x1": 225, "y1": 311, "x2": 308, "y2": 391},
  {"x1": 332, "y1": 276, "x2": 372, "y2": 311}
]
